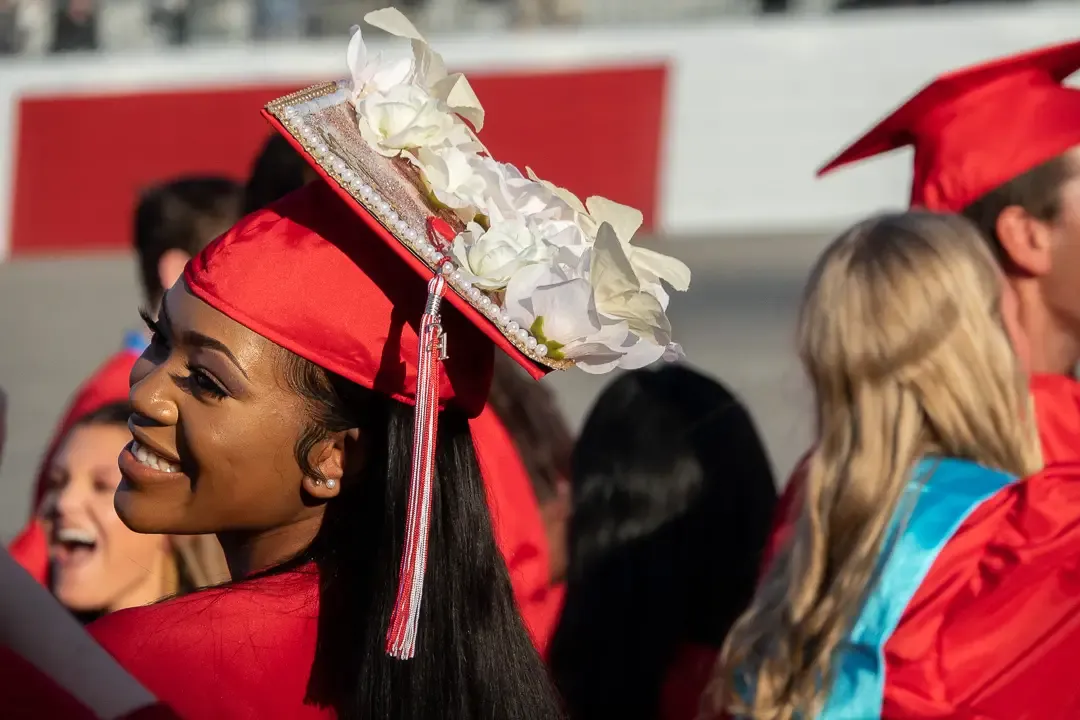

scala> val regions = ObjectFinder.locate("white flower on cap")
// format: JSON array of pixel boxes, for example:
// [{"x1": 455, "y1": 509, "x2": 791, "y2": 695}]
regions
[
  {"x1": 451, "y1": 220, "x2": 555, "y2": 291},
  {"x1": 502, "y1": 223, "x2": 678, "y2": 373},
  {"x1": 343, "y1": 7, "x2": 690, "y2": 373},
  {"x1": 357, "y1": 85, "x2": 472, "y2": 158}
]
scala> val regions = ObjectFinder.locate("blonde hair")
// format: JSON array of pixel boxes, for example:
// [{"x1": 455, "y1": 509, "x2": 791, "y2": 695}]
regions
[
  {"x1": 171, "y1": 534, "x2": 230, "y2": 590},
  {"x1": 715, "y1": 211, "x2": 1042, "y2": 719}
]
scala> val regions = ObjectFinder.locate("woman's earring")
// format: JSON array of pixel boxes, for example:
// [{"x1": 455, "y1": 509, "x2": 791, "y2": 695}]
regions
[{"x1": 325, "y1": 479, "x2": 337, "y2": 490}]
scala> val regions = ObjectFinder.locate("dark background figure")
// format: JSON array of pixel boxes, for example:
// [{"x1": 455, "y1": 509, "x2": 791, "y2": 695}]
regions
[
  {"x1": 51, "y1": 0, "x2": 97, "y2": 53},
  {"x1": 134, "y1": 176, "x2": 243, "y2": 310},
  {"x1": 241, "y1": 133, "x2": 317, "y2": 217},
  {"x1": 548, "y1": 364, "x2": 778, "y2": 720}
]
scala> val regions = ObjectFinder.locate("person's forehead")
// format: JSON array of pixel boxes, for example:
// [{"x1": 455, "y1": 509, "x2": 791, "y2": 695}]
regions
[
  {"x1": 56, "y1": 424, "x2": 128, "y2": 462},
  {"x1": 166, "y1": 286, "x2": 283, "y2": 377}
]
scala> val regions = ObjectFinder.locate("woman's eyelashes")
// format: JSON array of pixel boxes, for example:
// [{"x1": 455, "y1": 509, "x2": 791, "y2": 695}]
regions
[
  {"x1": 140, "y1": 308, "x2": 169, "y2": 351},
  {"x1": 175, "y1": 363, "x2": 230, "y2": 401}
]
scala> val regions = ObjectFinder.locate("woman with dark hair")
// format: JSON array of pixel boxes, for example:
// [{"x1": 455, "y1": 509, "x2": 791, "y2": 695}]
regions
[
  {"x1": 548, "y1": 365, "x2": 776, "y2": 720},
  {"x1": 241, "y1": 125, "x2": 567, "y2": 655},
  {"x1": 87, "y1": 8, "x2": 688, "y2": 719}
]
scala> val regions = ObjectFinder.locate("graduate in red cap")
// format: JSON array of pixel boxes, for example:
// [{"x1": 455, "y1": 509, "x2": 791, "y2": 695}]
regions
[
  {"x1": 240, "y1": 132, "x2": 570, "y2": 654},
  {"x1": 87, "y1": 8, "x2": 688, "y2": 719},
  {"x1": 7, "y1": 178, "x2": 240, "y2": 585},
  {"x1": 0, "y1": 394, "x2": 178, "y2": 720},
  {"x1": 715, "y1": 210, "x2": 1080, "y2": 719},
  {"x1": 763, "y1": 37, "x2": 1080, "y2": 570}
]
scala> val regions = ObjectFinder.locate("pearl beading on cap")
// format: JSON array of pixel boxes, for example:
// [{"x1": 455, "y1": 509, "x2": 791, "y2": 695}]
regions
[{"x1": 279, "y1": 88, "x2": 552, "y2": 363}]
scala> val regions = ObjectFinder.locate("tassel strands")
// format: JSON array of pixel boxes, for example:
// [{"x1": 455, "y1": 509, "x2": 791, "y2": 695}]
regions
[{"x1": 385, "y1": 255, "x2": 450, "y2": 659}]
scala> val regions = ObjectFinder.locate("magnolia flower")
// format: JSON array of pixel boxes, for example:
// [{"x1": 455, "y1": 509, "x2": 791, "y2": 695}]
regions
[
  {"x1": 589, "y1": 224, "x2": 673, "y2": 352},
  {"x1": 451, "y1": 220, "x2": 553, "y2": 291},
  {"x1": 585, "y1": 194, "x2": 692, "y2": 295},
  {"x1": 361, "y1": 8, "x2": 486, "y2": 132},
  {"x1": 502, "y1": 223, "x2": 678, "y2": 373},
  {"x1": 413, "y1": 146, "x2": 512, "y2": 223},
  {"x1": 356, "y1": 85, "x2": 471, "y2": 157},
  {"x1": 347, "y1": 24, "x2": 412, "y2": 101}
]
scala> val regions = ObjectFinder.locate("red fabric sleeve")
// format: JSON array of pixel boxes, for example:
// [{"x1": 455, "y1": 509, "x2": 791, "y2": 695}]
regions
[
  {"x1": 758, "y1": 451, "x2": 811, "y2": 577},
  {"x1": 469, "y1": 404, "x2": 557, "y2": 652},
  {"x1": 883, "y1": 462, "x2": 1080, "y2": 719},
  {"x1": 7, "y1": 519, "x2": 48, "y2": 585},
  {"x1": 0, "y1": 645, "x2": 97, "y2": 719}
]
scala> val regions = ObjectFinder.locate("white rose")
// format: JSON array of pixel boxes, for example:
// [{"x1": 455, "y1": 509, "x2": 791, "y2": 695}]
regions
[
  {"x1": 347, "y1": 24, "x2": 413, "y2": 100},
  {"x1": 502, "y1": 244, "x2": 665, "y2": 373},
  {"x1": 415, "y1": 144, "x2": 489, "y2": 214},
  {"x1": 451, "y1": 220, "x2": 553, "y2": 291},
  {"x1": 356, "y1": 85, "x2": 470, "y2": 158}
]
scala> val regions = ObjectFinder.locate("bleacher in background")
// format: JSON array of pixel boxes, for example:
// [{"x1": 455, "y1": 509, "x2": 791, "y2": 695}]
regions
[{"x1": 0, "y1": 0, "x2": 1044, "y2": 56}]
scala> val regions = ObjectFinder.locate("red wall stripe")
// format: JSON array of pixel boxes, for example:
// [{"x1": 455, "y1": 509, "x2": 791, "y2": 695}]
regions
[{"x1": 11, "y1": 64, "x2": 666, "y2": 256}]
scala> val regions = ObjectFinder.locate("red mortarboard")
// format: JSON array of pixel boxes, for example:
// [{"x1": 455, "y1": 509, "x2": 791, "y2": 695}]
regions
[
  {"x1": 818, "y1": 38, "x2": 1080, "y2": 212},
  {"x1": 183, "y1": 8, "x2": 687, "y2": 659}
]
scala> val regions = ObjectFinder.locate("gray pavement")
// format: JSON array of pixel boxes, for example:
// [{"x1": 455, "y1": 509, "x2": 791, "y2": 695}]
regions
[{"x1": 0, "y1": 231, "x2": 834, "y2": 541}]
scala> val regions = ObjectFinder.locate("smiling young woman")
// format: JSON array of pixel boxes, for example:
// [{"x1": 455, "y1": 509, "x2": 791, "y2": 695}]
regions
[
  {"x1": 39, "y1": 402, "x2": 226, "y2": 623},
  {"x1": 87, "y1": 9, "x2": 688, "y2": 720}
]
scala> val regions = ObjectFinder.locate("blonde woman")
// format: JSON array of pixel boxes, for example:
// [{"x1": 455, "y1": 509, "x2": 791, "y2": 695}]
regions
[
  {"x1": 39, "y1": 401, "x2": 229, "y2": 623},
  {"x1": 717, "y1": 211, "x2": 1080, "y2": 719}
]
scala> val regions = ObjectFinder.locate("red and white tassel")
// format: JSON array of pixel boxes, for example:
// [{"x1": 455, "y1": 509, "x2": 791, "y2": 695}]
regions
[{"x1": 386, "y1": 272, "x2": 448, "y2": 659}]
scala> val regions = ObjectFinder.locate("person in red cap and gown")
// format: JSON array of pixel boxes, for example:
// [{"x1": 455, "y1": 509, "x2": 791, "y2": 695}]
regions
[
  {"x1": 764, "y1": 38, "x2": 1080, "y2": 568},
  {"x1": 87, "y1": 9, "x2": 689, "y2": 718},
  {"x1": 0, "y1": 387, "x2": 179, "y2": 720},
  {"x1": 717, "y1": 210, "x2": 1080, "y2": 719},
  {"x1": 7, "y1": 178, "x2": 241, "y2": 586},
  {"x1": 240, "y1": 132, "x2": 567, "y2": 653}
]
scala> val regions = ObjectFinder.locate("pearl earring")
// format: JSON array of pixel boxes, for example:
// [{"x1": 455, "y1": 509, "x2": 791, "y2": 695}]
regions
[{"x1": 325, "y1": 479, "x2": 337, "y2": 490}]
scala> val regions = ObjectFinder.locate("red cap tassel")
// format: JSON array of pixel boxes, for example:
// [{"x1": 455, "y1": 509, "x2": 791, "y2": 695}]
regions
[{"x1": 386, "y1": 271, "x2": 448, "y2": 659}]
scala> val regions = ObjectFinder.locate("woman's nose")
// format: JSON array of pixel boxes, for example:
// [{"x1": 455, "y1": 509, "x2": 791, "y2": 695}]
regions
[
  {"x1": 52, "y1": 482, "x2": 88, "y2": 522},
  {"x1": 129, "y1": 356, "x2": 179, "y2": 427}
]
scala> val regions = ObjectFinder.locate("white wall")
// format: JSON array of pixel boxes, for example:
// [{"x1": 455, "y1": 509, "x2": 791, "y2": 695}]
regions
[{"x1": 1, "y1": 3, "x2": 1079, "y2": 258}]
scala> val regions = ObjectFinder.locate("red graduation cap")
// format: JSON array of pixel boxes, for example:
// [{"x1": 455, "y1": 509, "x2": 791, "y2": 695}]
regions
[
  {"x1": 183, "y1": 9, "x2": 686, "y2": 660},
  {"x1": 818, "y1": 38, "x2": 1080, "y2": 212}
]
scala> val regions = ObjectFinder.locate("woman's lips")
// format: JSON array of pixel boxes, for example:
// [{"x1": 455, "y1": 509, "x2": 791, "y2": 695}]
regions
[
  {"x1": 118, "y1": 443, "x2": 186, "y2": 485},
  {"x1": 130, "y1": 440, "x2": 181, "y2": 473},
  {"x1": 51, "y1": 528, "x2": 97, "y2": 569}
]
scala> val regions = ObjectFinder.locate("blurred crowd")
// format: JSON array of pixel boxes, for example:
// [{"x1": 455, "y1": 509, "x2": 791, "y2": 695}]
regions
[
  {"x1": 5, "y1": 6, "x2": 1080, "y2": 720},
  {"x1": 0, "y1": 0, "x2": 1047, "y2": 56}
]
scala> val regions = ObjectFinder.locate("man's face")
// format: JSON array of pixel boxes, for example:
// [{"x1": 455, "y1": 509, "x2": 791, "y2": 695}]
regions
[{"x1": 1040, "y1": 151, "x2": 1080, "y2": 357}]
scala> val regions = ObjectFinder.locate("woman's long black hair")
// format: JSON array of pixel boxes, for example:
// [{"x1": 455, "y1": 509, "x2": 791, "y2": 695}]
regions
[
  {"x1": 279, "y1": 354, "x2": 564, "y2": 720},
  {"x1": 547, "y1": 365, "x2": 778, "y2": 720}
]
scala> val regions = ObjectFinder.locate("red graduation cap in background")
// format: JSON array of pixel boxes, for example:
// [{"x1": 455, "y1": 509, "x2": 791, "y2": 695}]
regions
[{"x1": 818, "y1": 38, "x2": 1080, "y2": 212}]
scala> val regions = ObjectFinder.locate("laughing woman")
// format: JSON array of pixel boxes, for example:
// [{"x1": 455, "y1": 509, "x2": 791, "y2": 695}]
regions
[
  {"x1": 88, "y1": 8, "x2": 689, "y2": 720},
  {"x1": 39, "y1": 402, "x2": 226, "y2": 624}
]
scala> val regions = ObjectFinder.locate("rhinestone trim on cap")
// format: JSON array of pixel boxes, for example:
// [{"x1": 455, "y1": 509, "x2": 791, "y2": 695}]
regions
[{"x1": 266, "y1": 83, "x2": 568, "y2": 369}]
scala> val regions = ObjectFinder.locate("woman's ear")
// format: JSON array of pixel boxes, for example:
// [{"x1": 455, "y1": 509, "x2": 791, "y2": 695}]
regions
[{"x1": 303, "y1": 428, "x2": 362, "y2": 500}]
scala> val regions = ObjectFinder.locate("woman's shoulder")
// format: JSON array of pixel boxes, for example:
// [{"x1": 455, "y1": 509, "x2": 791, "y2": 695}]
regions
[
  {"x1": 89, "y1": 568, "x2": 324, "y2": 719},
  {"x1": 90, "y1": 566, "x2": 320, "y2": 663},
  {"x1": 883, "y1": 462, "x2": 1080, "y2": 717}
]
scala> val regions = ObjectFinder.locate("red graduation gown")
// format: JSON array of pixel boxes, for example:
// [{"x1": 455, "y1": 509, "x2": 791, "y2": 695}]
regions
[
  {"x1": 471, "y1": 404, "x2": 560, "y2": 652},
  {"x1": 0, "y1": 645, "x2": 179, "y2": 720},
  {"x1": 7, "y1": 347, "x2": 558, "y2": 653},
  {"x1": 91, "y1": 565, "x2": 327, "y2": 720},
  {"x1": 762, "y1": 373, "x2": 1080, "y2": 570},
  {"x1": 879, "y1": 461, "x2": 1080, "y2": 717}
]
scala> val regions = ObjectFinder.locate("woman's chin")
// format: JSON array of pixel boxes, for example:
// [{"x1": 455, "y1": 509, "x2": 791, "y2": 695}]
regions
[
  {"x1": 114, "y1": 478, "x2": 218, "y2": 536},
  {"x1": 114, "y1": 479, "x2": 183, "y2": 535}
]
